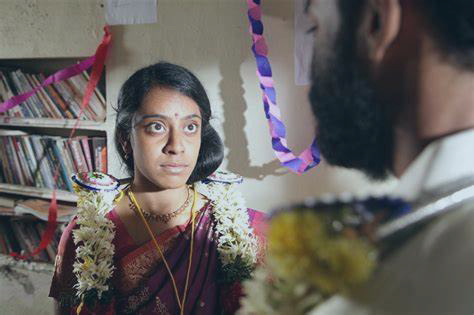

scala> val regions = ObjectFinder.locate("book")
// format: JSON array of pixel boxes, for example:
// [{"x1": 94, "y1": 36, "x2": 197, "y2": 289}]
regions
[
  {"x1": 29, "y1": 135, "x2": 55, "y2": 189},
  {"x1": 44, "y1": 83, "x2": 74, "y2": 119},
  {"x1": 0, "y1": 196, "x2": 15, "y2": 208},
  {"x1": 30, "y1": 74, "x2": 63, "y2": 119},
  {"x1": 0, "y1": 206, "x2": 15, "y2": 216},
  {"x1": 5, "y1": 136, "x2": 25, "y2": 185},
  {"x1": 20, "y1": 135, "x2": 44, "y2": 187},
  {"x1": 23, "y1": 220, "x2": 50, "y2": 261},
  {"x1": 69, "y1": 138, "x2": 88, "y2": 173},
  {"x1": 15, "y1": 70, "x2": 48, "y2": 118},
  {"x1": 54, "y1": 80, "x2": 82, "y2": 119},
  {"x1": 5, "y1": 71, "x2": 34, "y2": 118},
  {"x1": 25, "y1": 73, "x2": 55, "y2": 118},
  {"x1": 58, "y1": 139, "x2": 76, "y2": 181},
  {"x1": 14, "y1": 199, "x2": 75, "y2": 223},
  {"x1": 51, "y1": 138, "x2": 74, "y2": 191},
  {"x1": 0, "y1": 139, "x2": 14, "y2": 184},
  {"x1": 9, "y1": 219, "x2": 30, "y2": 255},
  {"x1": 34, "y1": 222, "x2": 57, "y2": 262},
  {"x1": 13, "y1": 136, "x2": 34, "y2": 186},
  {"x1": 80, "y1": 136, "x2": 93, "y2": 171},
  {"x1": 92, "y1": 137, "x2": 107, "y2": 172},
  {"x1": 64, "y1": 79, "x2": 97, "y2": 120}
]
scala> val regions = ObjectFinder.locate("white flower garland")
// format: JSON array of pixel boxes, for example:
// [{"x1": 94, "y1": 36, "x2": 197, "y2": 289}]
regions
[
  {"x1": 196, "y1": 181, "x2": 258, "y2": 267},
  {"x1": 72, "y1": 187, "x2": 116, "y2": 301},
  {"x1": 71, "y1": 179, "x2": 258, "y2": 307}
]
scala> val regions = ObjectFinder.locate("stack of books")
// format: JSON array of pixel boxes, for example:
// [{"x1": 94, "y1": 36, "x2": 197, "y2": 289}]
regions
[
  {"x1": 0, "y1": 197, "x2": 74, "y2": 263},
  {"x1": 0, "y1": 130, "x2": 107, "y2": 192},
  {"x1": 0, "y1": 68, "x2": 106, "y2": 121},
  {"x1": 0, "y1": 216, "x2": 68, "y2": 263}
]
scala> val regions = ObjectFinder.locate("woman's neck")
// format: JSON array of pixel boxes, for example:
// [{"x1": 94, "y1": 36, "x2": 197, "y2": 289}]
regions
[{"x1": 131, "y1": 177, "x2": 189, "y2": 216}]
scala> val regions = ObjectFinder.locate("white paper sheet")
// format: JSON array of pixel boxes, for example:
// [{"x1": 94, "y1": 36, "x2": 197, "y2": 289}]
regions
[
  {"x1": 105, "y1": 0, "x2": 157, "y2": 26},
  {"x1": 294, "y1": 0, "x2": 314, "y2": 86}
]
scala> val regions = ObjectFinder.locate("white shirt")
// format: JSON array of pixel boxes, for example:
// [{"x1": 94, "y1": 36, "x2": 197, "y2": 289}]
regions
[{"x1": 311, "y1": 129, "x2": 474, "y2": 315}]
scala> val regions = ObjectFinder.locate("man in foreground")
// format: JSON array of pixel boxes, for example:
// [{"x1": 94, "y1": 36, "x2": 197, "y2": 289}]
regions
[{"x1": 306, "y1": 0, "x2": 474, "y2": 314}]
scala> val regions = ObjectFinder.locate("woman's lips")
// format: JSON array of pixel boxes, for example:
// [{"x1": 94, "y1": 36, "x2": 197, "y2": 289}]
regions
[{"x1": 160, "y1": 164, "x2": 188, "y2": 174}]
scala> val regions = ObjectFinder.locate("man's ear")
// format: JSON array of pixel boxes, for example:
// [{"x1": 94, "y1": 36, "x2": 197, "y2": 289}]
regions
[{"x1": 358, "y1": 0, "x2": 401, "y2": 63}]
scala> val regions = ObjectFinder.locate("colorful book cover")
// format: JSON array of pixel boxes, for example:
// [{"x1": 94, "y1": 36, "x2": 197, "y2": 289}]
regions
[
  {"x1": 69, "y1": 138, "x2": 88, "y2": 173},
  {"x1": 80, "y1": 136, "x2": 93, "y2": 171},
  {"x1": 41, "y1": 137, "x2": 66, "y2": 190},
  {"x1": 92, "y1": 137, "x2": 107, "y2": 172},
  {"x1": 30, "y1": 136, "x2": 55, "y2": 189},
  {"x1": 44, "y1": 83, "x2": 74, "y2": 119},
  {"x1": 13, "y1": 136, "x2": 34, "y2": 186},
  {"x1": 20, "y1": 135, "x2": 44, "y2": 187},
  {"x1": 5, "y1": 137, "x2": 25, "y2": 185},
  {"x1": 25, "y1": 73, "x2": 55, "y2": 118},
  {"x1": 31, "y1": 74, "x2": 63, "y2": 119}
]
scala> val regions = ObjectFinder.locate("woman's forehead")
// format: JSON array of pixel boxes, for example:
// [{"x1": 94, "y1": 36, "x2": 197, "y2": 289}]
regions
[{"x1": 139, "y1": 87, "x2": 200, "y2": 117}]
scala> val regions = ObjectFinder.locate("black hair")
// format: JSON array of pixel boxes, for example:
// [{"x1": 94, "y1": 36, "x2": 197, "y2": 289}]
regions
[
  {"x1": 115, "y1": 61, "x2": 224, "y2": 184},
  {"x1": 419, "y1": 0, "x2": 474, "y2": 69},
  {"x1": 338, "y1": 0, "x2": 474, "y2": 69}
]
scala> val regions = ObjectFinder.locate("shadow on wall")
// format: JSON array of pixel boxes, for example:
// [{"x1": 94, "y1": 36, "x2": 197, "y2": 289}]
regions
[
  {"x1": 217, "y1": 1, "x2": 292, "y2": 181},
  {"x1": 218, "y1": 57, "x2": 286, "y2": 180}
]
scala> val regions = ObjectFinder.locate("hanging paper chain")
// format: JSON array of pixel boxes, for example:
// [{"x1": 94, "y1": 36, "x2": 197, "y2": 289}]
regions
[
  {"x1": 246, "y1": 0, "x2": 320, "y2": 174},
  {"x1": 9, "y1": 25, "x2": 112, "y2": 260}
]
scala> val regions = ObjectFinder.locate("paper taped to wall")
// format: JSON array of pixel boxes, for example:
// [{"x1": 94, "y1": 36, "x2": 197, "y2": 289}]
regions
[
  {"x1": 105, "y1": 0, "x2": 157, "y2": 25},
  {"x1": 294, "y1": 0, "x2": 314, "y2": 86}
]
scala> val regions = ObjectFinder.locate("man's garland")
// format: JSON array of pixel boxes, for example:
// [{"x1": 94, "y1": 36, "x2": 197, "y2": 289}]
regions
[
  {"x1": 238, "y1": 197, "x2": 410, "y2": 315},
  {"x1": 70, "y1": 171, "x2": 258, "y2": 312}
]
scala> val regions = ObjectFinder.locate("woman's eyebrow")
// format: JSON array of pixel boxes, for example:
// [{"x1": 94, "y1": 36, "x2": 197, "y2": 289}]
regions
[{"x1": 136, "y1": 113, "x2": 202, "y2": 122}]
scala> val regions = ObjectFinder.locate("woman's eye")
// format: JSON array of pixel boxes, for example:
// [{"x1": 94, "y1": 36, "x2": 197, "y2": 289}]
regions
[
  {"x1": 185, "y1": 123, "x2": 199, "y2": 133},
  {"x1": 145, "y1": 122, "x2": 166, "y2": 134}
]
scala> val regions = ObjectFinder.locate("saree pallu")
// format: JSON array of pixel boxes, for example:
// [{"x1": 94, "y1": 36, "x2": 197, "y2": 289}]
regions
[{"x1": 50, "y1": 201, "x2": 267, "y2": 314}]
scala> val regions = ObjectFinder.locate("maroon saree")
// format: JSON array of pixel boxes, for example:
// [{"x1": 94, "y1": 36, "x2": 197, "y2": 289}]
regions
[{"x1": 49, "y1": 201, "x2": 266, "y2": 314}]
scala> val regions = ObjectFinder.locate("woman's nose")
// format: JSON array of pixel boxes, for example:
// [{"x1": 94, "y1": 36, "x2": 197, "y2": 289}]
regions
[{"x1": 163, "y1": 129, "x2": 184, "y2": 155}]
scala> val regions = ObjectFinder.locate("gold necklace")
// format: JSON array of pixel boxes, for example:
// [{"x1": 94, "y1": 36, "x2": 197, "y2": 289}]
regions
[
  {"x1": 128, "y1": 186, "x2": 191, "y2": 224},
  {"x1": 127, "y1": 187, "x2": 197, "y2": 315}
]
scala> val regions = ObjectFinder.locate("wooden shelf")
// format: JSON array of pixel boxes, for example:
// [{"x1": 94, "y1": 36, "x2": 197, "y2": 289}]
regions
[
  {"x1": 0, "y1": 253, "x2": 54, "y2": 272},
  {"x1": 0, "y1": 116, "x2": 106, "y2": 131},
  {"x1": 0, "y1": 183, "x2": 77, "y2": 203}
]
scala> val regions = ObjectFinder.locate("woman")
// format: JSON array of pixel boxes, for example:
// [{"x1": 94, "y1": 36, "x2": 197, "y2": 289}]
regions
[{"x1": 49, "y1": 62, "x2": 266, "y2": 314}]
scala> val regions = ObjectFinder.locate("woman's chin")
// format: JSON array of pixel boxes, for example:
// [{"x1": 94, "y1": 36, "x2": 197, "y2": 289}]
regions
[{"x1": 152, "y1": 174, "x2": 191, "y2": 190}]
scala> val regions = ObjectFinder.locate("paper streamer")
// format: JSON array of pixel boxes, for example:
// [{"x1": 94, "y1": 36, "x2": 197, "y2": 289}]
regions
[
  {"x1": 9, "y1": 26, "x2": 112, "y2": 260},
  {"x1": 246, "y1": 0, "x2": 320, "y2": 174}
]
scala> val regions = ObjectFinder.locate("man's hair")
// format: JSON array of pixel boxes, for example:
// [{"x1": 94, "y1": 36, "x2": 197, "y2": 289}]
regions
[
  {"x1": 114, "y1": 61, "x2": 224, "y2": 184},
  {"x1": 338, "y1": 0, "x2": 474, "y2": 69},
  {"x1": 419, "y1": 0, "x2": 474, "y2": 69}
]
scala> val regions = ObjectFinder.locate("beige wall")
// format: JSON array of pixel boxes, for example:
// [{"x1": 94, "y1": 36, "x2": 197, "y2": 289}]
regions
[{"x1": 0, "y1": 0, "x2": 396, "y2": 210}]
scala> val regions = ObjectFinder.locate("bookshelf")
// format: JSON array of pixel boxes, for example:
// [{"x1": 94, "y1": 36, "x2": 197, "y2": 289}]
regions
[
  {"x1": 0, "y1": 117, "x2": 106, "y2": 131},
  {"x1": 0, "y1": 57, "x2": 109, "y2": 265}
]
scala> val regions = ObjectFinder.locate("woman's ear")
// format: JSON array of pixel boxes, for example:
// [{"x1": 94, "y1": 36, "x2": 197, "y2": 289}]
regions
[{"x1": 357, "y1": 0, "x2": 402, "y2": 64}]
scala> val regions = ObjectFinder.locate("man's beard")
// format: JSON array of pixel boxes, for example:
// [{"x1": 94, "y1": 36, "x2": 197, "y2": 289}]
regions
[{"x1": 308, "y1": 32, "x2": 393, "y2": 180}]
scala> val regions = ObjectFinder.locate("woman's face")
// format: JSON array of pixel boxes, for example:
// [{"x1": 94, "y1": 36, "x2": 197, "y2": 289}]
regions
[{"x1": 130, "y1": 87, "x2": 202, "y2": 190}]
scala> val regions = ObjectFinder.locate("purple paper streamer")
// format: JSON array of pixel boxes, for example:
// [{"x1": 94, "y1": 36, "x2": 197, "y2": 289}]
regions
[{"x1": 247, "y1": 0, "x2": 321, "y2": 174}]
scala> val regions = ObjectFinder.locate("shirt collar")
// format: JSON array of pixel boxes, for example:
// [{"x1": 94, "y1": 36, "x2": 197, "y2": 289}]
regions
[{"x1": 394, "y1": 129, "x2": 474, "y2": 201}]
